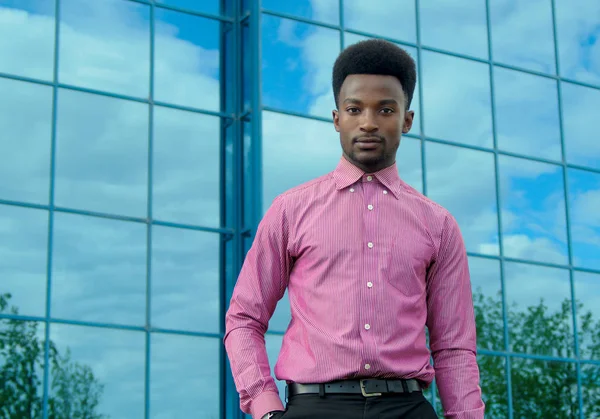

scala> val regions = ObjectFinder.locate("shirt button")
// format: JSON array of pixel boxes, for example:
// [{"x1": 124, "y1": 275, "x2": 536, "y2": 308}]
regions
[
  {"x1": 367, "y1": 204, "x2": 374, "y2": 210},
  {"x1": 367, "y1": 242, "x2": 373, "y2": 248},
  {"x1": 367, "y1": 176, "x2": 373, "y2": 181},
  {"x1": 367, "y1": 282, "x2": 373, "y2": 288},
  {"x1": 364, "y1": 364, "x2": 371, "y2": 370},
  {"x1": 383, "y1": 190, "x2": 388, "y2": 195},
  {"x1": 350, "y1": 188, "x2": 355, "y2": 193},
  {"x1": 364, "y1": 324, "x2": 371, "y2": 330}
]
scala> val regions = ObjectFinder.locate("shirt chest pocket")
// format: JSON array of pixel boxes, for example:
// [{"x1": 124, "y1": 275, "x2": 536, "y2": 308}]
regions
[{"x1": 382, "y1": 238, "x2": 431, "y2": 298}]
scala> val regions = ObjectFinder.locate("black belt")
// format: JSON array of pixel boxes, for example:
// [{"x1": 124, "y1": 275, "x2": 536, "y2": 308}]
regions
[{"x1": 287, "y1": 378, "x2": 422, "y2": 398}]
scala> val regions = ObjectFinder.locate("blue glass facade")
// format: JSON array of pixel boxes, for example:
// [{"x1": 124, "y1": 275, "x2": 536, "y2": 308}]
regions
[{"x1": 0, "y1": 1, "x2": 598, "y2": 418}]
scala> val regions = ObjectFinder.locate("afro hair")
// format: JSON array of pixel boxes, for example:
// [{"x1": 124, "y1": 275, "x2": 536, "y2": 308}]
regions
[{"x1": 332, "y1": 39, "x2": 417, "y2": 110}]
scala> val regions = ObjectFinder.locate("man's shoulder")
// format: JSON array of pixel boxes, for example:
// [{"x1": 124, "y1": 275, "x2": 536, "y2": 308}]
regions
[
  {"x1": 275, "y1": 172, "x2": 335, "y2": 203},
  {"x1": 397, "y1": 180, "x2": 451, "y2": 221}
]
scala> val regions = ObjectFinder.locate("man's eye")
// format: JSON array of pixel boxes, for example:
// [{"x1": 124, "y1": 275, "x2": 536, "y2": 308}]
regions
[
  {"x1": 347, "y1": 107, "x2": 360, "y2": 113},
  {"x1": 381, "y1": 108, "x2": 394, "y2": 114}
]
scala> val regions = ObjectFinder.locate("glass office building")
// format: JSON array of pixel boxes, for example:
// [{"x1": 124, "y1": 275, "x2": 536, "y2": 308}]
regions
[{"x1": 0, "y1": 0, "x2": 598, "y2": 418}]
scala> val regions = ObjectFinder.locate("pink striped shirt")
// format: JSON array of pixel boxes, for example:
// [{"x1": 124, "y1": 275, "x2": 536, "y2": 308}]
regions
[{"x1": 224, "y1": 156, "x2": 485, "y2": 419}]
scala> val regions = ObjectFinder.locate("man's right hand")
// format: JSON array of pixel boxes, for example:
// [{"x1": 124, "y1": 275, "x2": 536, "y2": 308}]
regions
[{"x1": 261, "y1": 411, "x2": 285, "y2": 419}]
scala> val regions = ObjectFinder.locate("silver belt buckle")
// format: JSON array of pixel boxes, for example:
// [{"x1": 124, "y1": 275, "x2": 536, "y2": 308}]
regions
[{"x1": 360, "y1": 379, "x2": 382, "y2": 397}]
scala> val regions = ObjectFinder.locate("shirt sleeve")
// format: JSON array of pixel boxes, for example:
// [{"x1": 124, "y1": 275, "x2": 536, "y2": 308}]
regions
[
  {"x1": 425, "y1": 213, "x2": 486, "y2": 419},
  {"x1": 224, "y1": 195, "x2": 291, "y2": 418}
]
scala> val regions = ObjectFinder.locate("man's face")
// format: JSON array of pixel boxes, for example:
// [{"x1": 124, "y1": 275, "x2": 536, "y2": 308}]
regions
[{"x1": 333, "y1": 74, "x2": 414, "y2": 173}]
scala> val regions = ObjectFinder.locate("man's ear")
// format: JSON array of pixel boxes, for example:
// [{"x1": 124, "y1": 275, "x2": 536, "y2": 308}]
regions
[
  {"x1": 333, "y1": 109, "x2": 340, "y2": 132},
  {"x1": 402, "y1": 110, "x2": 415, "y2": 133}
]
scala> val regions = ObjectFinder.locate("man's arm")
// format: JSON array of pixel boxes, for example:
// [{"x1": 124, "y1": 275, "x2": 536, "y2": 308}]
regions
[
  {"x1": 224, "y1": 196, "x2": 291, "y2": 419},
  {"x1": 426, "y1": 213, "x2": 485, "y2": 419}
]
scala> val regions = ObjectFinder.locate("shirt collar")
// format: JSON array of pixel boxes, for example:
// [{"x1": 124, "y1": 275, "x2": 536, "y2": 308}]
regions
[{"x1": 332, "y1": 156, "x2": 404, "y2": 199}]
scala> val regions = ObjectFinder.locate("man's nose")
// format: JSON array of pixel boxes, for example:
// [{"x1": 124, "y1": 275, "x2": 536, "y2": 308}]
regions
[{"x1": 360, "y1": 111, "x2": 378, "y2": 132}]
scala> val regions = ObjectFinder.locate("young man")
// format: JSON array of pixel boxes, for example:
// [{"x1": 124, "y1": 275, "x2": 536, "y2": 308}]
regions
[{"x1": 224, "y1": 39, "x2": 485, "y2": 419}]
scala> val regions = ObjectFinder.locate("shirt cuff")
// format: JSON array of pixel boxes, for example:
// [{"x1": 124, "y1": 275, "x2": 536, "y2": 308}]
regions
[{"x1": 251, "y1": 391, "x2": 285, "y2": 419}]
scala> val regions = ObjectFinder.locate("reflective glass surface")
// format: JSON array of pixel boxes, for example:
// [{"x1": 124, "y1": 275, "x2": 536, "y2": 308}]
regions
[
  {"x1": 490, "y1": 0, "x2": 556, "y2": 74},
  {"x1": 262, "y1": 15, "x2": 340, "y2": 119},
  {"x1": 0, "y1": 0, "x2": 55, "y2": 81},
  {"x1": 494, "y1": 67, "x2": 561, "y2": 161},
  {"x1": 478, "y1": 355, "x2": 508, "y2": 419},
  {"x1": 499, "y1": 157, "x2": 568, "y2": 265},
  {"x1": 562, "y1": 82, "x2": 600, "y2": 170},
  {"x1": 568, "y1": 168, "x2": 600, "y2": 271},
  {"x1": 265, "y1": 333, "x2": 286, "y2": 402},
  {"x1": 154, "y1": 9, "x2": 220, "y2": 112},
  {"x1": 0, "y1": 77, "x2": 52, "y2": 205},
  {"x1": 469, "y1": 257, "x2": 503, "y2": 351},
  {"x1": 511, "y1": 358, "x2": 579, "y2": 418},
  {"x1": 262, "y1": 111, "x2": 340, "y2": 212},
  {"x1": 54, "y1": 89, "x2": 149, "y2": 218},
  {"x1": 504, "y1": 262, "x2": 573, "y2": 357},
  {"x1": 344, "y1": 33, "x2": 422, "y2": 137},
  {"x1": 150, "y1": 333, "x2": 220, "y2": 418},
  {"x1": 0, "y1": 205, "x2": 47, "y2": 318},
  {"x1": 262, "y1": 0, "x2": 339, "y2": 25},
  {"x1": 151, "y1": 227, "x2": 220, "y2": 334},
  {"x1": 59, "y1": 0, "x2": 150, "y2": 97},
  {"x1": 426, "y1": 143, "x2": 498, "y2": 255},
  {"x1": 153, "y1": 107, "x2": 220, "y2": 227},
  {"x1": 419, "y1": 0, "x2": 488, "y2": 59},
  {"x1": 343, "y1": 0, "x2": 416, "y2": 44},
  {"x1": 555, "y1": 0, "x2": 600, "y2": 86},
  {"x1": 49, "y1": 324, "x2": 146, "y2": 419},
  {"x1": 0, "y1": 319, "x2": 46, "y2": 417},
  {"x1": 581, "y1": 364, "x2": 600, "y2": 418},
  {"x1": 397, "y1": 137, "x2": 423, "y2": 193},
  {"x1": 573, "y1": 272, "x2": 600, "y2": 360},
  {"x1": 156, "y1": 0, "x2": 220, "y2": 16},
  {"x1": 421, "y1": 51, "x2": 493, "y2": 147},
  {"x1": 51, "y1": 213, "x2": 147, "y2": 326}
]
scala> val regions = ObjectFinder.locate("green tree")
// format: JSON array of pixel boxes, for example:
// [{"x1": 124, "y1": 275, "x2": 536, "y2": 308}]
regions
[
  {"x1": 473, "y1": 289, "x2": 600, "y2": 419},
  {"x1": 0, "y1": 293, "x2": 106, "y2": 419}
]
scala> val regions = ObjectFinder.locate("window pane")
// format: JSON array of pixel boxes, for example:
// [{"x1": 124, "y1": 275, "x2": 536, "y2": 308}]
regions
[
  {"x1": 573, "y1": 272, "x2": 600, "y2": 360},
  {"x1": 262, "y1": 111, "x2": 340, "y2": 212},
  {"x1": 51, "y1": 213, "x2": 147, "y2": 326},
  {"x1": 568, "y1": 168, "x2": 600, "y2": 271},
  {"x1": 59, "y1": 0, "x2": 150, "y2": 97},
  {"x1": 504, "y1": 263, "x2": 573, "y2": 357},
  {"x1": 0, "y1": 318, "x2": 46, "y2": 417},
  {"x1": 562, "y1": 82, "x2": 600, "y2": 170},
  {"x1": 581, "y1": 364, "x2": 600, "y2": 418},
  {"x1": 55, "y1": 89, "x2": 148, "y2": 218},
  {"x1": 343, "y1": 0, "x2": 416, "y2": 44},
  {"x1": 420, "y1": 0, "x2": 488, "y2": 59},
  {"x1": 478, "y1": 355, "x2": 508, "y2": 419},
  {"x1": 0, "y1": 205, "x2": 47, "y2": 318},
  {"x1": 156, "y1": 0, "x2": 219, "y2": 16},
  {"x1": 555, "y1": 0, "x2": 600, "y2": 86},
  {"x1": 265, "y1": 333, "x2": 286, "y2": 403},
  {"x1": 153, "y1": 107, "x2": 220, "y2": 227},
  {"x1": 262, "y1": 15, "x2": 340, "y2": 119},
  {"x1": 0, "y1": 78, "x2": 52, "y2": 205},
  {"x1": 469, "y1": 257, "x2": 504, "y2": 351},
  {"x1": 0, "y1": 0, "x2": 55, "y2": 80},
  {"x1": 499, "y1": 157, "x2": 568, "y2": 265},
  {"x1": 491, "y1": 0, "x2": 556, "y2": 74},
  {"x1": 150, "y1": 333, "x2": 220, "y2": 419},
  {"x1": 422, "y1": 51, "x2": 492, "y2": 148},
  {"x1": 344, "y1": 32, "x2": 422, "y2": 137},
  {"x1": 494, "y1": 68, "x2": 561, "y2": 161},
  {"x1": 269, "y1": 290, "x2": 291, "y2": 334},
  {"x1": 262, "y1": 0, "x2": 339, "y2": 25},
  {"x1": 151, "y1": 227, "x2": 220, "y2": 334},
  {"x1": 426, "y1": 143, "x2": 498, "y2": 255},
  {"x1": 511, "y1": 358, "x2": 579, "y2": 418},
  {"x1": 154, "y1": 9, "x2": 220, "y2": 112},
  {"x1": 397, "y1": 137, "x2": 423, "y2": 193},
  {"x1": 49, "y1": 324, "x2": 145, "y2": 419}
]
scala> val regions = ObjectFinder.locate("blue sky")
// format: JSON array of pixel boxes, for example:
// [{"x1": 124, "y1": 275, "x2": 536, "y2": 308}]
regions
[{"x1": 0, "y1": 0, "x2": 599, "y2": 417}]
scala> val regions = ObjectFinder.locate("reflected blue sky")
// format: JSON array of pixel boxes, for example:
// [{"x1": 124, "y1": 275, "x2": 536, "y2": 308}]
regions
[{"x1": 0, "y1": 0, "x2": 599, "y2": 417}]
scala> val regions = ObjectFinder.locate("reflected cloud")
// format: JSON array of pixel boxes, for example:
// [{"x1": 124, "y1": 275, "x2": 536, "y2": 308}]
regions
[
  {"x1": 0, "y1": 204, "x2": 48, "y2": 318},
  {"x1": 343, "y1": 0, "x2": 416, "y2": 44},
  {"x1": 568, "y1": 169, "x2": 600, "y2": 270},
  {"x1": 0, "y1": 77, "x2": 52, "y2": 205},
  {"x1": 51, "y1": 212, "x2": 147, "y2": 326},
  {"x1": 262, "y1": 0, "x2": 339, "y2": 25},
  {"x1": 420, "y1": 0, "x2": 488, "y2": 59},
  {"x1": 156, "y1": 0, "x2": 220, "y2": 16},
  {"x1": 426, "y1": 143, "x2": 499, "y2": 255}
]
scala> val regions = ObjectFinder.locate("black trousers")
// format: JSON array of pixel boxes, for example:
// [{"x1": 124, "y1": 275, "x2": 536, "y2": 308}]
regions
[{"x1": 274, "y1": 392, "x2": 439, "y2": 419}]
